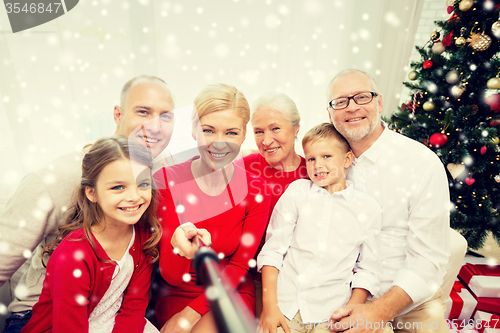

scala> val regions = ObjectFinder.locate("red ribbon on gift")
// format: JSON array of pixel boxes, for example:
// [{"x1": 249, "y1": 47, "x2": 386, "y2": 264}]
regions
[
  {"x1": 449, "y1": 280, "x2": 467, "y2": 320},
  {"x1": 459, "y1": 263, "x2": 500, "y2": 285}
]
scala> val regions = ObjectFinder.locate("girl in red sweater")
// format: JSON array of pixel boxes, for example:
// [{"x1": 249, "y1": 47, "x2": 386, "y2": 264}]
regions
[{"x1": 22, "y1": 135, "x2": 162, "y2": 333}]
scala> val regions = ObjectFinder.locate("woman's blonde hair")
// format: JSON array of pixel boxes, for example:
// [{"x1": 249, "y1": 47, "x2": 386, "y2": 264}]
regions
[
  {"x1": 192, "y1": 83, "x2": 250, "y2": 131},
  {"x1": 43, "y1": 135, "x2": 162, "y2": 266}
]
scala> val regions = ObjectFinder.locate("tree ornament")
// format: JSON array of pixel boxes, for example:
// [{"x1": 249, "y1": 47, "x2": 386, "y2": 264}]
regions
[
  {"x1": 423, "y1": 100, "x2": 436, "y2": 111},
  {"x1": 432, "y1": 42, "x2": 446, "y2": 54},
  {"x1": 456, "y1": 27, "x2": 467, "y2": 47},
  {"x1": 446, "y1": 70, "x2": 460, "y2": 84},
  {"x1": 469, "y1": 105, "x2": 478, "y2": 115},
  {"x1": 484, "y1": 93, "x2": 500, "y2": 113},
  {"x1": 459, "y1": 0, "x2": 473, "y2": 11},
  {"x1": 451, "y1": 85, "x2": 466, "y2": 98},
  {"x1": 492, "y1": 136, "x2": 500, "y2": 145},
  {"x1": 492, "y1": 19, "x2": 500, "y2": 38},
  {"x1": 469, "y1": 32, "x2": 492, "y2": 52},
  {"x1": 408, "y1": 70, "x2": 417, "y2": 81},
  {"x1": 429, "y1": 132, "x2": 448, "y2": 147},
  {"x1": 446, "y1": 0, "x2": 455, "y2": 6},
  {"x1": 465, "y1": 177, "x2": 475, "y2": 186},
  {"x1": 447, "y1": 163, "x2": 466, "y2": 179},
  {"x1": 495, "y1": 174, "x2": 500, "y2": 183},
  {"x1": 408, "y1": 90, "x2": 423, "y2": 114},
  {"x1": 487, "y1": 77, "x2": 500, "y2": 89},
  {"x1": 480, "y1": 146, "x2": 487, "y2": 155},
  {"x1": 455, "y1": 36, "x2": 467, "y2": 46},
  {"x1": 442, "y1": 32, "x2": 453, "y2": 47},
  {"x1": 430, "y1": 30, "x2": 440, "y2": 42},
  {"x1": 490, "y1": 120, "x2": 499, "y2": 126},
  {"x1": 492, "y1": 20, "x2": 500, "y2": 33},
  {"x1": 423, "y1": 60, "x2": 433, "y2": 69}
]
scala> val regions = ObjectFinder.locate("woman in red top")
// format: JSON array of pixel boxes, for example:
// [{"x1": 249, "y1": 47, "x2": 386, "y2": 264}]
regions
[
  {"x1": 153, "y1": 84, "x2": 271, "y2": 333},
  {"x1": 242, "y1": 93, "x2": 309, "y2": 317}
]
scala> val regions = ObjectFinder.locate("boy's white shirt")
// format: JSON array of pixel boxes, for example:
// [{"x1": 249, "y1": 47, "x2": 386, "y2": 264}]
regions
[{"x1": 257, "y1": 179, "x2": 382, "y2": 324}]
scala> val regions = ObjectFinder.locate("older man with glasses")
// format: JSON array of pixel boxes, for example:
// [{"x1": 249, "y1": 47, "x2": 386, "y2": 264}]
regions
[{"x1": 326, "y1": 69, "x2": 451, "y2": 333}]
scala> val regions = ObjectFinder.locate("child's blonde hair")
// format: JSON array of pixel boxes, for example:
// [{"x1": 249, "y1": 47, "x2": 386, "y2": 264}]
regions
[
  {"x1": 43, "y1": 135, "x2": 161, "y2": 265},
  {"x1": 302, "y1": 123, "x2": 350, "y2": 153}
]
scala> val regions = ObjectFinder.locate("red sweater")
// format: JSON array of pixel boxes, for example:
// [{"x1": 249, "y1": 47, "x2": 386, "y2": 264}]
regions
[
  {"x1": 21, "y1": 225, "x2": 153, "y2": 333},
  {"x1": 243, "y1": 153, "x2": 308, "y2": 219},
  {"x1": 153, "y1": 157, "x2": 270, "y2": 325},
  {"x1": 242, "y1": 153, "x2": 308, "y2": 280}
]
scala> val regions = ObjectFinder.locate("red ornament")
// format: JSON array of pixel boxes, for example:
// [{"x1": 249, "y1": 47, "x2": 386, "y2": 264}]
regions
[
  {"x1": 490, "y1": 120, "x2": 499, "y2": 126},
  {"x1": 465, "y1": 177, "x2": 475, "y2": 186},
  {"x1": 484, "y1": 94, "x2": 500, "y2": 113},
  {"x1": 423, "y1": 60, "x2": 433, "y2": 69},
  {"x1": 447, "y1": 6, "x2": 454, "y2": 14},
  {"x1": 480, "y1": 146, "x2": 487, "y2": 155},
  {"x1": 448, "y1": 14, "x2": 459, "y2": 22},
  {"x1": 442, "y1": 32, "x2": 453, "y2": 47},
  {"x1": 429, "y1": 133, "x2": 448, "y2": 148}
]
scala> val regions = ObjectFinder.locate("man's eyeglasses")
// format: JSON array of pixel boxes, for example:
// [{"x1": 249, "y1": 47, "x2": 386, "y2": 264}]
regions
[{"x1": 328, "y1": 91, "x2": 378, "y2": 110}]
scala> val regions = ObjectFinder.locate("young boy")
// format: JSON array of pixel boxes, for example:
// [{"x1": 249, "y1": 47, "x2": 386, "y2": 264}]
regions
[{"x1": 257, "y1": 123, "x2": 382, "y2": 333}]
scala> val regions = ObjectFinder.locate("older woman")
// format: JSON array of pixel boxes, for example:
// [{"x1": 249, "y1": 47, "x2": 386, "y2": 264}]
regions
[
  {"x1": 153, "y1": 84, "x2": 271, "y2": 333},
  {"x1": 242, "y1": 93, "x2": 308, "y2": 316}
]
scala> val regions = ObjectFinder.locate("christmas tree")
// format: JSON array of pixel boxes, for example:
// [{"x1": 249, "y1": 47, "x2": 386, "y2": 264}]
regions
[{"x1": 390, "y1": 0, "x2": 500, "y2": 249}]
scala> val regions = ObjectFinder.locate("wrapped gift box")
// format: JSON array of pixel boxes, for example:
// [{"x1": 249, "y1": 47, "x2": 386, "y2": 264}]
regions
[
  {"x1": 473, "y1": 311, "x2": 500, "y2": 333},
  {"x1": 457, "y1": 260, "x2": 500, "y2": 315},
  {"x1": 463, "y1": 257, "x2": 499, "y2": 266},
  {"x1": 445, "y1": 280, "x2": 478, "y2": 321},
  {"x1": 459, "y1": 263, "x2": 500, "y2": 285},
  {"x1": 469, "y1": 276, "x2": 500, "y2": 298}
]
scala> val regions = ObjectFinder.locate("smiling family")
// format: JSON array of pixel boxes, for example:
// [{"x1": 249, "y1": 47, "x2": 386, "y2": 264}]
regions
[{"x1": 0, "y1": 69, "x2": 459, "y2": 333}]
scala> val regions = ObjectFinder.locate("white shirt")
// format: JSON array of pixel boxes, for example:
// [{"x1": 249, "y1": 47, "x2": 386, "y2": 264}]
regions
[
  {"x1": 257, "y1": 179, "x2": 382, "y2": 323},
  {"x1": 347, "y1": 125, "x2": 450, "y2": 314}
]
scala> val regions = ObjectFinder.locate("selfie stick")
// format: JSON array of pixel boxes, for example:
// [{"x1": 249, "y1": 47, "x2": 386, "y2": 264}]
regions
[{"x1": 193, "y1": 246, "x2": 256, "y2": 333}]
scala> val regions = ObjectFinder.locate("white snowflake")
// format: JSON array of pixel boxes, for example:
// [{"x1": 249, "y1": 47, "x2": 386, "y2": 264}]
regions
[{"x1": 241, "y1": 232, "x2": 255, "y2": 247}]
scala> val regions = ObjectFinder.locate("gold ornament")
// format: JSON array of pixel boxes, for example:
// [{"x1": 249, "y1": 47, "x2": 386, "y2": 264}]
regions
[
  {"x1": 492, "y1": 21, "x2": 500, "y2": 38},
  {"x1": 408, "y1": 70, "x2": 417, "y2": 81},
  {"x1": 455, "y1": 36, "x2": 467, "y2": 47},
  {"x1": 492, "y1": 21, "x2": 500, "y2": 32},
  {"x1": 469, "y1": 33, "x2": 492, "y2": 52},
  {"x1": 487, "y1": 77, "x2": 500, "y2": 89},
  {"x1": 430, "y1": 31, "x2": 440, "y2": 42},
  {"x1": 446, "y1": 70, "x2": 460, "y2": 84},
  {"x1": 492, "y1": 137, "x2": 500, "y2": 145},
  {"x1": 423, "y1": 100, "x2": 436, "y2": 111},
  {"x1": 459, "y1": 0, "x2": 473, "y2": 11},
  {"x1": 447, "y1": 163, "x2": 466, "y2": 180},
  {"x1": 451, "y1": 85, "x2": 466, "y2": 98}
]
